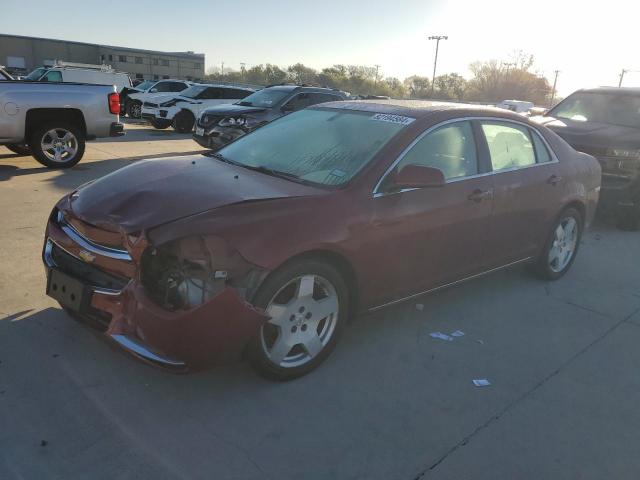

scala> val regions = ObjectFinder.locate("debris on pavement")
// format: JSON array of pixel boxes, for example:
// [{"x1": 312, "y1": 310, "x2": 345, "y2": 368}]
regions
[
  {"x1": 451, "y1": 330, "x2": 465, "y2": 337},
  {"x1": 476, "y1": 339, "x2": 485, "y2": 345},
  {"x1": 415, "y1": 303, "x2": 424, "y2": 311},
  {"x1": 40, "y1": 440, "x2": 48, "y2": 447},
  {"x1": 472, "y1": 379, "x2": 491, "y2": 387},
  {"x1": 430, "y1": 332, "x2": 453, "y2": 341}
]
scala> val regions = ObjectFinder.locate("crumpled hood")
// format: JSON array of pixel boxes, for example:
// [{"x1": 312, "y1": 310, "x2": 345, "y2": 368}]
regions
[
  {"x1": 201, "y1": 103, "x2": 268, "y2": 116},
  {"x1": 69, "y1": 155, "x2": 323, "y2": 234},
  {"x1": 533, "y1": 115, "x2": 640, "y2": 149}
]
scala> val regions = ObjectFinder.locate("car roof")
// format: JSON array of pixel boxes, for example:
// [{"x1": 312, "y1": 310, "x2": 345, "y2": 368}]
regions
[
  {"x1": 266, "y1": 85, "x2": 346, "y2": 95},
  {"x1": 576, "y1": 86, "x2": 640, "y2": 95},
  {"x1": 318, "y1": 99, "x2": 528, "y2": 121}
]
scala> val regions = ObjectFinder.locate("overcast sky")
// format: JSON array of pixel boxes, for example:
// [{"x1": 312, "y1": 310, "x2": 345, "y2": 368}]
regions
[{"x1": 1, "y1": 0, "x2": 638, "y2": 96}]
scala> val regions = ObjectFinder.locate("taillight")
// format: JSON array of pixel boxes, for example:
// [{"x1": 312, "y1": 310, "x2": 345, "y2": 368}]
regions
[{"x1": 108, "y1": 92, "x2": 120, "y2": 115}]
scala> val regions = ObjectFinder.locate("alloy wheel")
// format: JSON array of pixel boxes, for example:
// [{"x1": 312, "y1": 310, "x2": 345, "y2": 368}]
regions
[
  {"x1": 260, "y1": 274, "x2": 339, "y2": 368},
  {"x1": 548, "y1": 216, "x2": 578, "y2": 273},
  {"x1": 40, "y1": 129, "x2": 78, "y2": 164}
]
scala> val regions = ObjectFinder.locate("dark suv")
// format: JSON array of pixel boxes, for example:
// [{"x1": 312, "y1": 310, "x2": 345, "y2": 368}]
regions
[
  {"x1": 534, "y1": 87, "x2": 640, "y2": 229},
  {"x1": 193, "y1": 85, "x2": 348, "y2": 150}
]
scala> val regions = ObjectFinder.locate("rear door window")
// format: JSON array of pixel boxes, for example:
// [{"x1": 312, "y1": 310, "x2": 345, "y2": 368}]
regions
[
  {"x1": 169, "y1": 82, "x2": 188, "y2": 92},
  {"x1": 307, "y1": 93, "x2": 343, "y2": 106},
  {"x1": 43, "y1": 70, "x2": 63, "y2": 82},
  {"x1": 199, "y1": 87, "x2": 222, "y2": 99},
  {"x1": 481, "y1": 122, "x2": 536, "y2": 171}
]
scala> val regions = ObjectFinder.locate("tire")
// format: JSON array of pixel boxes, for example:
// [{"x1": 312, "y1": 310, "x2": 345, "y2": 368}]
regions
[
  {"x1": 173, "y1": 111, "x2": 195, "y2": 133},
  {"x1": 150, "y1": 119, "x2": 171, "y2": 129},
  {"x1": 533, "y1": 207, "x2": 583, "y2": 280},
  {"x1": 126, "y1": 101, "x2": 142, "y2": 118},
  {"x1": 29, "y1": 122, "x2": 85, "y2": 169},
  {"x1": 249, "y1": 259, "x2": 349, "y2": 381},
  {"x1": 5, "y1": 143, "x2": 31, "y2": 156}
]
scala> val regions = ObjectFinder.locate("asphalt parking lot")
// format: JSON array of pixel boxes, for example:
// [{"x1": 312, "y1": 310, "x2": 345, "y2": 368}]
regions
[{"x1": 1, "y1": 124, "x2": 640, "y2": 480}]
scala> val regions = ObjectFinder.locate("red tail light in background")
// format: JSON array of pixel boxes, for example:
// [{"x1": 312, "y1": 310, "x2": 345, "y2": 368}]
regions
[{"x1": 108, "y1": 92, "x2": 120, "y2": 115}]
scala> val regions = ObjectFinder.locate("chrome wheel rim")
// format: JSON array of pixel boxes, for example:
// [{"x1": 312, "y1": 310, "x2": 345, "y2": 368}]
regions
[
  {"x1": 40, "y1": 128, "x2": 78, "y2": 163},
  {"x1": 548, "y1": 216, "x2": 578, "y2": 273},
  {"x1": 131, "y1": 103, "x2": 141, "y2": 117},
  {"x1": 261, "y1": 274, "x2": 339, "y2": 368}
]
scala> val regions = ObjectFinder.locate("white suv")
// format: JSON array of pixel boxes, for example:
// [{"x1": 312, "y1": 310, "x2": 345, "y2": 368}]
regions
[
  {"x1": 124, "y1": 79, "x2": 193, "y2": 118},
  {"x1": 141, "y1": 84, "x2": 256, "y2": 132}
]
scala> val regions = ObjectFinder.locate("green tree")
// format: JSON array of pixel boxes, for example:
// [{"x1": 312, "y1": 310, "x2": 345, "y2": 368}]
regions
[
  {"x1": 433, "y1": 73, "x2": 467, "y2": 101},
  {"x1": 404, "y1": 76, "x2": 431, "y2": 99}
]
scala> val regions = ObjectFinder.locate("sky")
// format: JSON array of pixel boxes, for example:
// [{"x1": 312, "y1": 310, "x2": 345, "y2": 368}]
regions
[{"x1": 1, "y1": 0, "x2": 639, "y2": 96}]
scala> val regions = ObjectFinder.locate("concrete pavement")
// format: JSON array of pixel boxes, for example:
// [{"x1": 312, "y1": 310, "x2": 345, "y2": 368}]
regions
[{"x1": 1, "y1": 125, "x2": 639, "y2": 479}]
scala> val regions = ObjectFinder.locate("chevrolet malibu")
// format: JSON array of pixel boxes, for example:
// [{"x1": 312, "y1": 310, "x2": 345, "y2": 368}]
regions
[{"x1": 43, "y1": 100, "x2": 601, "y2": 380}]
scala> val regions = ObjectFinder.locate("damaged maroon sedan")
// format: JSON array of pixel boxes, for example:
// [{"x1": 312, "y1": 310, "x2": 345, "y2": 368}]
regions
[{"x1": 43, "y1": 100, "x2": 601, "y2": 380}]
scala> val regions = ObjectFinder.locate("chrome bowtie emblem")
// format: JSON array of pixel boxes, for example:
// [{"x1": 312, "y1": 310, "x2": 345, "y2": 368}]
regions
[{"x1": 78, "y1": 250, "x2": 96, "y2": 263}]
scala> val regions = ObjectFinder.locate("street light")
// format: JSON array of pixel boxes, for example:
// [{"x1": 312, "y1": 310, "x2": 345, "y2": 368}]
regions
[
  {"x1": 428, "y1": 35, "x2": 448, "y2": 96},
  {"x1": 550, "y1": 70, "x2": 560, "y2": 106}
]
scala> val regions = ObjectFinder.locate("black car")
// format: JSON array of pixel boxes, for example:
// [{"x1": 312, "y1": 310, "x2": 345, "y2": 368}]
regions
[
  {"x1": 534, "y1": 87, "x2": 640, "y2": 229},
  {"x1": 193, "y1": 85, "x2": 348, "y2": 150}
]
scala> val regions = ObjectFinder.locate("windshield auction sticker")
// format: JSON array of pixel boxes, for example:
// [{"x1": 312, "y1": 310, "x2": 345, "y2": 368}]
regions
[{"x1": 370, "y1": 113, "x2": 415, "y2": 126}]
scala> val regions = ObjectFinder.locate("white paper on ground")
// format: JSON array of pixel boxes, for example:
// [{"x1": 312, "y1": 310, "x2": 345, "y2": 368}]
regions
[
  {"x1": 451, "y1": 330, "x2": 465, "y2": 337},
  {"x1": 430, "y1": 332, "x2": 454, "y2": 341},
  {"x1": 472, "y1": 379, "x2": 491, "y2": 387}
]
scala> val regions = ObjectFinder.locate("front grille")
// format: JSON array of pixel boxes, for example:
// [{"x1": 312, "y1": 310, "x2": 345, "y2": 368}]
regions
[{"x1": 50, "y1": 242, "x2": 129, "y2": 291}]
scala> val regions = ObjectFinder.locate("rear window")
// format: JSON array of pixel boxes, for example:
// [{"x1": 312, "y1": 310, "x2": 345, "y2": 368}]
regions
[{"x1": 551, "y1": 92, "x2": 640, "y2": 128}]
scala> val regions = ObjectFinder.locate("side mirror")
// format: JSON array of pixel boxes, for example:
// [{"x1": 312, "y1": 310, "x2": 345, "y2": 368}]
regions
[
  {"x1": 149, "y1": 88, "x2": 158, "y2": 93},
  {"x1": 392, "y1": 165, "x2": 445, "y2": 189}
]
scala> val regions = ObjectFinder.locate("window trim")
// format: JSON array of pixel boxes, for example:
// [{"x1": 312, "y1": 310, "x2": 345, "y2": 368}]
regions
[{"x1": 372, "y1": 116, "x2": 558, "y2": 198}]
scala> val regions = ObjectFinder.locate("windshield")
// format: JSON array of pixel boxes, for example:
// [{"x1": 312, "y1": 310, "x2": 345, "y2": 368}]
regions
[
  {"x1": 180, "y1": 85, "x2": 207, "y2": 98},
  {"x1": 218, "y1": 108, "x2": 408, "y2": 186},
  {"x1": 136, "y1": 80, "x2": 154, "y2": 91},
  {"x1": 551, "y1": 92, "x2": 640, "y2": 128},
  {"x1": 25, "y1": 67, "x2": 47, "y2": 81},
  {"x1": 236, "y1": 88, "x2": 291, "y2": 108}
]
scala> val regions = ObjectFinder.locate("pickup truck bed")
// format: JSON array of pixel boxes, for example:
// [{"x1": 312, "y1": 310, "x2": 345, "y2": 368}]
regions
[{"x1": 0, "y1": 81, "x2": 124, "y2": 168}]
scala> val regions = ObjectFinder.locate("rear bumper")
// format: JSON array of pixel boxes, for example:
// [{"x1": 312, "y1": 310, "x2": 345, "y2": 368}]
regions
[{"x1": 109, "y1": 122, "x2": 125, "y2": 137}]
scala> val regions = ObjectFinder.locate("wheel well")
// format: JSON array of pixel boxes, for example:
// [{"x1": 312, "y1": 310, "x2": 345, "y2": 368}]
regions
[
  {"x1": 563, "y1": 200, "x2": 586, "y2": 225},
  {"x1": 25, "y1": 109, "x2": 86, "y2": 141},
  {"x1": 273, "y1": 250, "x2": 360, "y2": 319}
]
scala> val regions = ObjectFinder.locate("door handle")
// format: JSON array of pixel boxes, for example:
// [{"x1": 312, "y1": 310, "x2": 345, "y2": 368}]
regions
[
  {"x1": 547, "y1": 174, "x2": 563, "y2": 185},
  {"x1": 468, "y1": 189, "x2": 493, "y2": 203}
]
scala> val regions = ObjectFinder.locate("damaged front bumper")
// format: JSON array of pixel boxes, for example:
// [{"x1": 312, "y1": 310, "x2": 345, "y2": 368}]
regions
[
  {"x1": 193, "y1": 125, "x2": 248, "y2": 150},
  {"x1": 43, "y1": 209, "x2": 269, "y2": 371}
]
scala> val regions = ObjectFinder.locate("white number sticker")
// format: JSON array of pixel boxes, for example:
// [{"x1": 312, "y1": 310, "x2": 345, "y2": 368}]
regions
[{"x1": 370, "y1": 113, "x2": 415, "y2": 126}]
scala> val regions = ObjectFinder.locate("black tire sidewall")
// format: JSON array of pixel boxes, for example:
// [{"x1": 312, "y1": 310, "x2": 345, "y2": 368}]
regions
[
  {"x1": 249, "y1": 260, "x2": 349, "y2": 381},
  {"x1": 536, "y1": 207, "x2": 583, "y2": 280},
  {"x1": 173, "y1": 111, "x2": 194, "y2": 133},
  {"x1": 150, "y1": 119, "x2": 170, "y2": 129},
  {"x1": 29, "y1": 122, "x2": 85, "y2": 169}
]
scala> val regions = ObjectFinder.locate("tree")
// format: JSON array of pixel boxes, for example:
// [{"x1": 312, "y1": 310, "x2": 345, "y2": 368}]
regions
[
  {"x1": 433, "y1": 73, "x2": 467, "y2": 101},
  {"x1": 404, "y1": 75, "x2": 431, "y2": 99}
]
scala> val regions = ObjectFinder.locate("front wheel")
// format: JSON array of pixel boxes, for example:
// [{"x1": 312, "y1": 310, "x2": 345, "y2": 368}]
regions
[
  {"x1": 173, "y1": 111, "x2": 195, "y2": 133},
  {"x1": 5, "y1": 143, "x2": 31, "y2": 156},
  {"x1": 29, "y1": 123, "x2": 85, "y2": 169},
  {"x1": 249, "y1": 260, "x2": 348, "y2": 381},
  {"x1": 533, "y1": 207, "x2": 583, "y2": 280}
]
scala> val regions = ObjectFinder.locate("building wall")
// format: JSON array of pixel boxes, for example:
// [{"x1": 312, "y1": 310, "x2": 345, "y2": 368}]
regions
[{"x1": 0, "y1": 34, "x2": 205, "y2": 80}]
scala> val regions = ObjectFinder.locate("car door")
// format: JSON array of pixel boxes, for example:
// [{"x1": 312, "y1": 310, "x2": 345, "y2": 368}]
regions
[
  {"x1": 479, "y1": 119, "x2": 564, "y2": 267},
  {"x1": 367, "y1": 120, "x2": 494, "y2": 303}
]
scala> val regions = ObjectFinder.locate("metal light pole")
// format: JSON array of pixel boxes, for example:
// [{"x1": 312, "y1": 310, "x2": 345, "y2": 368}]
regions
[
  {"x1": 240, "y1": 62, "x2": 246, "y2": 80},
  {"x1": 550, "y1": 70, "x2": 560, "y2": 106},
  {"x1": 374, "y1": 64, "x2": 381, "y2": 87},
  {"x1": 619, "y1": 69, "x2": 627, "y2": 87},
  {"x1": 428, "y1": 35, "x2": 448, "y2": 96}
]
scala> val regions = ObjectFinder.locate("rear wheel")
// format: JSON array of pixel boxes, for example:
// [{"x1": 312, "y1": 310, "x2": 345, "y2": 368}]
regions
[
  {"x1": 126, "y1": 101, "x2": 142, "y2": 118},
  {"x1": 173, "y1": 111, "x2": 195, "y2": 133},
  {"x1": 29, "y1": 122, "x2": 85, "y2": 169},
  {"x1": 5, "y1": 143, "x2": 31, "y2": 156},
  {"x1": 249, "y1": 260, "x2": 348, "y2": 381},
  {"x1": 533, "y1": 207, "x2": 582, "y2": 280}
]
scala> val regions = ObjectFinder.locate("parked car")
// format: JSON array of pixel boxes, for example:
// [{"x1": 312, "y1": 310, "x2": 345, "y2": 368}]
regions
[
  {"x1": 533, "y1": 87, "x2": 640, "y2": 229},
  {"x1": 1, "y1": 80, "x2": 123, "y2": 167},
  {"x1": 0, "y1": 66, "x2": 12, "y2": 80},
  {"x1": 23, "y1": 62, "x2": 131, "y2": 92},
  {"x1": 43, "y1": 100, "x2": 600, "y2": 379},
  {"x1": 141, "y1": 84, "x2": 257, "y2": 132},
  {"x1": 122, "y1": 79, "x2": 193, "y2": 118},
  {"x1": 193, "y1": 85, "x2": 348, "y2": 149},
  {"x1": 496, "y1": 99, "x2": 535, "y2": 114}
]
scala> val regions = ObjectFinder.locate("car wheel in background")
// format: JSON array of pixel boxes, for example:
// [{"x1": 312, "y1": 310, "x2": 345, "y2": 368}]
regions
[
  {"x1": 29, "y1": 123, "x2": 85, "y2": 169},
  {"x1": 5, "y1": 143, "x2": 31, "y2": 156},
  {"x1": 533, "y1": 207, "x2": 583, "y2": 280},
  {"x1": 249, "y1": 259, "x2": 348, "y2": 381},
  {"x1": 126, "y1": 101, "x2": 142, "y2": 118},
  {"x1": 173, "y1": 111, "x2": 195, "y2": 133},
  {"x1": 149, "y1": 119, "x2": 172, "y2": 129}
]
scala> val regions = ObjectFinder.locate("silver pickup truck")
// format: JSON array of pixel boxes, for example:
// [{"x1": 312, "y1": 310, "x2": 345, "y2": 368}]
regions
[{"x1": 0, "y1": 81, "x2": 124, "y2": 168}]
